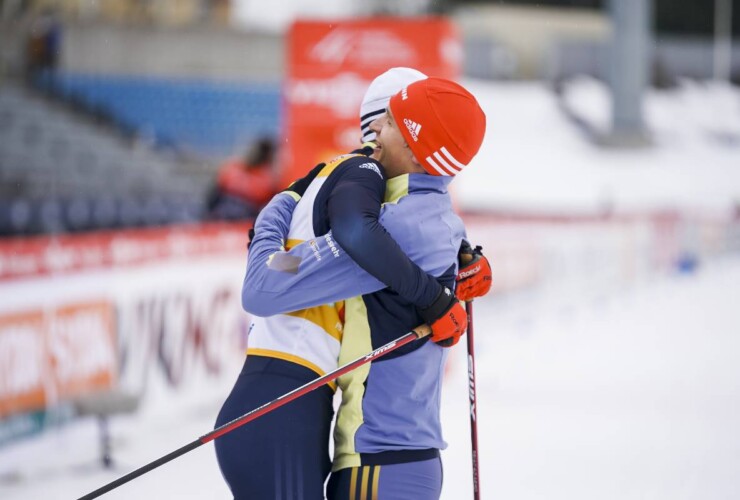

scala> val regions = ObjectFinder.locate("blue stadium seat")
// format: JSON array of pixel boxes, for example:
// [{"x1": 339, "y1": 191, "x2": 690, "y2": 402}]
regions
[
  {"x1": 45, "y1": 73, "x2": 281, "y2": 159},
  {"x1": 0, "y1": 199, "x2": 33, "y2": 235}
]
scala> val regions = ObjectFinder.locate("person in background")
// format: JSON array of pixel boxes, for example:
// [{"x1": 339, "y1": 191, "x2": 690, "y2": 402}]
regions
[
  {"x1": 206, "y1": 137, "x2": 279, "y2": 220},
  {"x1": 25, "y1": 9, "x2": 61, "y2": 83}
]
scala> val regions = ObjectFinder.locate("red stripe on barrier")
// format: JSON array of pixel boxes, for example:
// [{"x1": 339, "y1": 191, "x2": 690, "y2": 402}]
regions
[{"x1": 0, "y1": 222, "x2": 250, "y2": 281}]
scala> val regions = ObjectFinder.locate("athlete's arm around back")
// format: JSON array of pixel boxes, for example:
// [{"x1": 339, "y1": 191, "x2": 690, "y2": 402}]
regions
[{"x1": 242, "y1": 155, "x2": 444, "y2": 316}]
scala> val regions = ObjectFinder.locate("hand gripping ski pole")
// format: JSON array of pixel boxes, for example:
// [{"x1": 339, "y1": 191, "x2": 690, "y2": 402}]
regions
[
  {"x1": 466, "y1": 301, "x2": 481, "y2": 500},
  {"x1": 77, "y1": 324, "x2": 432, "y2": 500}
]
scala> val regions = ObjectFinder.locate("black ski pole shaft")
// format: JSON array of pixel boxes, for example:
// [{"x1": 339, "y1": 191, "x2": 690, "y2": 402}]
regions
[
  {"x1": 77, "y1": 440, "x2": 203, "y2": 500},
  {"x1": 466, "y1": 301, "x2": 481, "y2": 500},
  {"x1": 77, "y1": 324, "x2": 432, "y2": 500}
]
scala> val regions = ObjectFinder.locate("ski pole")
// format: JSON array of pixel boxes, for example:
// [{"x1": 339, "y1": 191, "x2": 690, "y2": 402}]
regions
[
  {"x1": 77, "y1": 324, "x2": 432, "y2": 500},
  {"x1": 466, "y1": 301, "x2": 481, "y2": 500}
]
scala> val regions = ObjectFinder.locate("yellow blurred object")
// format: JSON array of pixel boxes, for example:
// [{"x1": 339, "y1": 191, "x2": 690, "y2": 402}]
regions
[{"x1": 26, "y1": 0, "x2": 231, "y2": 26}]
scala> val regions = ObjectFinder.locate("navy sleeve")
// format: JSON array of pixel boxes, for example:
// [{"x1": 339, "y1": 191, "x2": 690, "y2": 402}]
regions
[{"x1": 327, "y1": 157, "x2": 443, "y2": 308}]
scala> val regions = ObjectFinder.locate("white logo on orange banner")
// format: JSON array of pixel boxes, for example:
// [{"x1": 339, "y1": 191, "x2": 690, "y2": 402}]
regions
[{"x1": 309, "y1": 29, "x2": 416, "y2": 65}]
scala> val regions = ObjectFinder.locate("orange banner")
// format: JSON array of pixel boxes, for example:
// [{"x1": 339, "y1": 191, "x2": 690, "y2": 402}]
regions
[
  {"x1": 283, "y1": 17, "x2": 461, "y2": 184},
  {"x1": 0, "y1": 302, "x2": 117, "y2": 417},
  {"x1": 49, "y1": 302, "x2": 117, "y2": 401},
  {"x1": 0, "y1": 310, "x2": 46, "y2": 417}
]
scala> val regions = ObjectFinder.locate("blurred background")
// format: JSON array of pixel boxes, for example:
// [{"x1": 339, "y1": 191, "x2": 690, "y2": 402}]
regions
[{"x1": 0, "y1": 1, "x2": 738, "y2": 499}]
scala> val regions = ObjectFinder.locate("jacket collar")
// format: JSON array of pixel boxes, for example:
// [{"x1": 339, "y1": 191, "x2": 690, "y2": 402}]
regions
[{"x1": 384, "y1": 173, "x2": 452, "y2": 204}]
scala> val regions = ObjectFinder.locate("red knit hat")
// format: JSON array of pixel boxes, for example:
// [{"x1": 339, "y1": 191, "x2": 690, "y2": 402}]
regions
[{"x1": 389, "y1": 77, "x2": 486, "y2": 176}]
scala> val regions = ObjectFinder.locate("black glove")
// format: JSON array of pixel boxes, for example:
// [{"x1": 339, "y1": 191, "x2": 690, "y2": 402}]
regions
[
  {"x1": 351, "y1": 141, "x2": 377, "y2": 156},
  {"x1": 249, "y1": 162, "x2": 325, "y2": 251}
]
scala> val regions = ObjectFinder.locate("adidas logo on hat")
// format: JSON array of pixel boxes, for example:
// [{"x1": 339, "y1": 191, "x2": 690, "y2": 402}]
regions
[
  {"x1": 403, "y1": 118, "x2": 422, "y2": 142},
  {"x1": 389, "y1": 77, "x2": 486, "y2": 177}
]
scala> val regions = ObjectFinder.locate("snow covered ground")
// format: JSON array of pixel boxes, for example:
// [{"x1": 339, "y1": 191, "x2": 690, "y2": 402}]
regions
[
  {"x1": 440, "y1": 255, "x2": 740, "y2": 500},
  {"x1": 458, "y1": 78, "x2": 740, "y2": 215},
  {"x1": 0, "y1": 254, "x2": 738, "y2": 500},
  {"x1": 1, "y1": 79, "x2": 739, "y2": 499}
]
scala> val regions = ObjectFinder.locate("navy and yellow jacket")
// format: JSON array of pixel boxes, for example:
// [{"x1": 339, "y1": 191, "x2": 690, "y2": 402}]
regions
[
  {"x1": 243, "y1": 153, "x2": 445, "y2": 381},
  {"x1": 243, "y1": 156, "x2": 465, "y2": 469}
]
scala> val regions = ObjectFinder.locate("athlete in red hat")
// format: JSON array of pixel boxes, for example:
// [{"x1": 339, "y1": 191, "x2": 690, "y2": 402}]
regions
[
  {"x1": 323, "y1": 78, "x2": 489, "y2": 499},
  {"x1": 381, "y1": 77, "x2": 487, "y2": 178}
]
